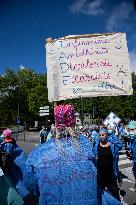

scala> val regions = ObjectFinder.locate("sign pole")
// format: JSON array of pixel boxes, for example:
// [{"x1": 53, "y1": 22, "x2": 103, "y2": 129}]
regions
[
  {"x1": 45, "y1": 116, "x2": 47, "y2": 129},
  {"x1": 17, "y1": 103, "x2": 20, "y2": 141},
  {"x1": 54, "y1": 101, "x2": 57, "y2": 109},
  {"x1": 39, "y1": 106, "x2": 50, "y2": 130},
  {"x1": 81, "y1": 97, "x2": 84, "y2": 126}
]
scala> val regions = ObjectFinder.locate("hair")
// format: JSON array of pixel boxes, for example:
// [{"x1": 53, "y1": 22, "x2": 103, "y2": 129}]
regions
[
  {"x1": 54, "y1": 104, "x2": 76, "y2": 128},
  {"x1": 3, "y1": 129, "x2": 12, "y2": 137}
]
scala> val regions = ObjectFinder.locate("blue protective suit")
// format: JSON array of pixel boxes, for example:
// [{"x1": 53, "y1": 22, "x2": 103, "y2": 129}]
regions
[
  {"x1": 127, "y1": 139, "x2": 136, "y2": 179},
  {"x1": 93, "y1": 140, "x2": 119, "y2": 177},
  {"x1": 0, "y1": 141, "x2": 29, "y2": 198},
  {"x1": 108, "y1": 133, "x2": 123, "y2": 151},
  {"x1": 24, "y1": 135, "x2": 122, "y2": 205},
  {"x1": 91, "y1": 131, "x2": 99, "y2": 141},
  {"x1": 108, "y1": 133, "x2": 123, "y2": 177}
]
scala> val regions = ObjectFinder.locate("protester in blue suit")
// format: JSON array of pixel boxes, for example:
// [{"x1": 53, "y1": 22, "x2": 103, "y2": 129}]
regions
[
  {"x1": 107, "y1": 125, "x2": 123, "y2": 182},
  {"x1": 93, "y1": 128, "x2": 121, "y2": 201},
  {"x1": 0, "y1": 129, "x2": 29, "y2": 199},
  {"x1": 107, "y1": 125, "x2": 123, "y2": 151},
  {"x1": 126, "y1": 120, "x2": 136, "y2": 191},
  {"x1": 24, "y1": 105, "x2": 122, "y2": 205},
  {"x1": 91, "y1": 130, "x2": 99, "y2": 142},
  {"x1": 118, "y1": 124, "x2": 129, "y2": 149},
  {"x1": 107, "y1": 125, "x2": 123, "y2": 171}
]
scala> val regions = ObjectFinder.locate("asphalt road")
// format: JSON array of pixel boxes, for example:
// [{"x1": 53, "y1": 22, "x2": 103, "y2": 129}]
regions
[
  {"x1": 16, "y1": 131, "x2": 40, "y2": 154},
  {"x1": 118, "y1": 150, "x2": 136, "y2": 205}
]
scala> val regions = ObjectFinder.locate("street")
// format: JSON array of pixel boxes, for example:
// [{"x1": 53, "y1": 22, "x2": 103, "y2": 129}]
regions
[
  {"x1": 119, "y1": 150, "x2": 136, "y2": 205},
  {"x1": 16, "y1": 132, "x2": 136, "y2": 205}
]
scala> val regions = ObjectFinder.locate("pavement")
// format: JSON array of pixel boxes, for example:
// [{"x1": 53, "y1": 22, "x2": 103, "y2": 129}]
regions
[
  {"x1": 118, "y1": 150, "x2": 136, "y2": 205},
  {"x1": 15, "y1": 131, "x2": 40, "y2": 154}
]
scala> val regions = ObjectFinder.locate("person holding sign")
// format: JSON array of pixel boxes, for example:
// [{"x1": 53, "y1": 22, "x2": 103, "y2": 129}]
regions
[{"x1": 24, "y1": 104, "x2": 122, "y2": 205}]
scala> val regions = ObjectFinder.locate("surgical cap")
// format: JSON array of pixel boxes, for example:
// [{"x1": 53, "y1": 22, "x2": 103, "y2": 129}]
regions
[
  {"x1": 128, "y1": 121, "x2": 136, "y2": 129},
  {"x1": 99, "y1": 128, "x2": 108, "y2": 134}
]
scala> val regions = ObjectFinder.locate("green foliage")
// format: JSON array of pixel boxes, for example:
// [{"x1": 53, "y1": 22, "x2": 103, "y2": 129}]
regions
[
  {"x1": 0, "y1": 68, "x2": 48, "y2": 126},
  {"x1": 0, "y1": 68, "x2": 136, "y2": 126}
]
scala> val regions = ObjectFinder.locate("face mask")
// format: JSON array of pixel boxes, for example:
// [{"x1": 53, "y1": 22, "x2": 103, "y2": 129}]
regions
[
  {"x1": 129, "y1": 131, "x2": 136, "y2": 138},
  {"x1": 100, "y1": 137, "x2": 108, "y2": 142},
  {"x1": 107, "y1": 130, "x2": 113, "y2": 134}
]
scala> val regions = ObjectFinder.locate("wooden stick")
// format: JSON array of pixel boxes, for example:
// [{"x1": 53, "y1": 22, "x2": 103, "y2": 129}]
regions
[{"x1": 54, "y1": 101, "x2": 57, "y2": 109}]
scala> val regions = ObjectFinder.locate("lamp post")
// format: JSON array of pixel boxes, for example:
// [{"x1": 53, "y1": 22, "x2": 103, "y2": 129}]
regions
[
  {"x1": 17, "y1": 103, "x2": 20, "y2": 139},
  {"x1": 81, "y1": 97, "x2": 84, "y2": 126},
  {"x1": 16, "y1": 84, "x2": 20, "y2": 140}
]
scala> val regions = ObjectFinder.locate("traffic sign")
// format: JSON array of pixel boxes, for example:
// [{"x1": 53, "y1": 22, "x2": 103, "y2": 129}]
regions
[
  {"x1": 39, "y1": 106, "x2": 49, "y2": 116},
  {"x1": 16, "y1": 116, "x2": 20, "y2": 124},
  {"x1": 40, "y1": 106, "x2": 49, "y2": 110},
  {"x1": 39, "y1": 113, "x2": 49, "y2": 116},
  {"x1": 39, "y1": 110, "x2": 49, "y2": 113}
]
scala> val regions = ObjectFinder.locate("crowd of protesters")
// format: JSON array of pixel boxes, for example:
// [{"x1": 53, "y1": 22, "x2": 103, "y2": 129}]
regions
[{"x1": 0, "y1": 104, "x2": 136, "y2": 205}]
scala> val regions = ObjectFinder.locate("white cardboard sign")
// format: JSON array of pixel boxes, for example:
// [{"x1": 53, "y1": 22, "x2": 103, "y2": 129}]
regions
[
  {"x1": 104, "y1": 112, "x2": 121, "y2": 128},
  {"x1": 46, "y1": 33, "x2": 133, "y2": 102}
]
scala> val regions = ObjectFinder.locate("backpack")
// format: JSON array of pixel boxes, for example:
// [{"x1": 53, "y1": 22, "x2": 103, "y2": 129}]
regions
[
  {"x1": 0, "y1": 152, "x2": 11, "y2": 174},
  {"x1": 0, "y1": 142, "x2": 13, "y2": 174}
]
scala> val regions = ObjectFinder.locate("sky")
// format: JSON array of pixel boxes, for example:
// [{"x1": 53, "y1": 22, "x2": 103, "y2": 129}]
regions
[{"x1": 0, "y1": 0, "x2": 136, "y2": 75}]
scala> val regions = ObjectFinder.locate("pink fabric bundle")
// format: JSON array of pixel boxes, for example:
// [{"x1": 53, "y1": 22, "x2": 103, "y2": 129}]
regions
[
  {"x1": 54, "y1": 104, "x2": 76, "y2": 128},
  {"x1": 3, "y1": 128, "x2": 12, "y2": 137}
]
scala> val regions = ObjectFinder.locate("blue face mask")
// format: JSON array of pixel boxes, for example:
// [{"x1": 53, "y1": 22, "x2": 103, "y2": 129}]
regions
[
  {"x1": 129, "y1": 131, "x2": 136, "y2": 138},
  {"x1": 100, "y1": 137, "x2": 108, "y2": 142},
  {"x1": 107, "y1": 130, "x2": 113, "y2": 135}
]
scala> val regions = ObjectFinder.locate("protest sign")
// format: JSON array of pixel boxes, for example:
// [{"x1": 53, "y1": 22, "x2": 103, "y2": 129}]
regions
[
  {"x1": 103, "y1": 112, "x2": 121, "y2": 128},
  {"x1": 46, "y1": 33, "x2": 133, "y2": 102}
]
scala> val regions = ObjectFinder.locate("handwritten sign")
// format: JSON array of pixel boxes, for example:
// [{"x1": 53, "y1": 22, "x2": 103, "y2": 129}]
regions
[
  {"x1": 46, "y1": 33, "x2": 133, "y2": 102},
  {"x1": 104, "y1": 112, "x2": 121, "y2": 128}
]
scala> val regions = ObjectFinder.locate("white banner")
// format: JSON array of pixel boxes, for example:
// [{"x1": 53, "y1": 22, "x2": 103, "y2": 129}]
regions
[{"x1": 46, "y1": 33, "x2": 133, "y2": 102}]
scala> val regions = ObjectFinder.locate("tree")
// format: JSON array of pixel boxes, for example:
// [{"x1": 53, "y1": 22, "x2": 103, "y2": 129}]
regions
[
  {"x1": 28, "y1": 74, "x2": 48, "y2": 114},
  {"x1": 0, "y1": 68, "x2": 49, "y2": 126},
  {"x1": 0, "y1": 68, "x2": 136, "y2": 126},
  {"x1": 0, "y1": 69, "x2": 18, "y2": 125}
]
